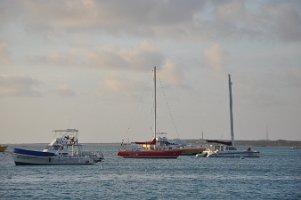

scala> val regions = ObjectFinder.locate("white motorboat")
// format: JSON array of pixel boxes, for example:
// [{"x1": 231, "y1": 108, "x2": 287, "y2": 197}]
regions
[
  {"x1": 12, "y1": 129, "x2": 103, "y2": 165},
  {"x1": 196, "y1": 74, "x2": 260, "y2": 158}
]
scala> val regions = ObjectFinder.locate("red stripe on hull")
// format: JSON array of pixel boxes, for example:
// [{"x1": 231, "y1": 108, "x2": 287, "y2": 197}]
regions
[{"x1": 118, "y1": 150, "x2": 182, "y2": 159}]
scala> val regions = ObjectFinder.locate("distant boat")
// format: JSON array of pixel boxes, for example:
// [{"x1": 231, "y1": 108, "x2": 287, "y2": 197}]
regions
[
  {"x1": 12, "y1": 129, "x2": 104, "y2": 165},
  {"x1": 0, "y1": 145, "x2": 7, "y2": 152},
  {"x1": 199, "y1": 140, "x2": 259, "y2": 158},
  {"x1": 143, "y1": 133, "x2": 205, "y2": 156},
  {"x1": 117, "y1": 67, "x2": 182, "y2": 159},
  {"x1": 197, "y1": 74, "x2": 260, "y2": 158}
]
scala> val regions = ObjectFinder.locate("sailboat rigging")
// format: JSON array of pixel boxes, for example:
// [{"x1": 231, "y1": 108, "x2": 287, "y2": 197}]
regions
[
  {"x1": 197, "y1": 74, "x2": 260, "y2": 158},
  {"x1": 117, "y1": 67, "x2": 182, "y2": 158}
]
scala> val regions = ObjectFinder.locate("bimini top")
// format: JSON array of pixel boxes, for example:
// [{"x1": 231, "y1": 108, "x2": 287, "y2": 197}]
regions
[
  {"x1": 49, "y1": 129, "x2": 79, "y2": 145},
  {"x1": 43, "y1": 129, "x2": 80, "y2": 153},
  {"x1": 134, "y1": 137, "x2": 156, "y2": 145},
  {"x1": 54, "y1": 129, "x2": 78, "y2": 133}
]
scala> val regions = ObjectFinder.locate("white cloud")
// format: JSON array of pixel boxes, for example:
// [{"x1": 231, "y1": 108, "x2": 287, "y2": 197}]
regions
[
  {"x1": 97, "y1": 76, "x2": 149, "y2": 101},
  {"x1": 0, "y1": 75, "x2": 42, "y2": 98},
  {"x1": 98, "y1": 59, "x2": 185, "y2": 95},
  {"x1": 203, "y1": 43, "x2": 226, "y2": 70},
  {"x1": 0, "y1": 43, "x2": 10, "y2": 64},
  {"x1": 55, "y1": 84, "x2": 76, "y2": 97},
  {"x1": 118, "y1": 42, "x2": 165, "y2": 71},
  {"x1": 32, "y1": 42, "x2": 165, "y2": 71},
  {"x1": 159, "y1": 60, "x2": 184, "y2": 86}
]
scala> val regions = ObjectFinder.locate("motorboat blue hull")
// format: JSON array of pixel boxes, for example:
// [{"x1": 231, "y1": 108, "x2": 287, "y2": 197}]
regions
[
  {"x1": 13, "y1": 148, "x2": 95, "y2": 165},
  {"x1": 14, "y1": 148, "x2": 55, "y2": 157}
]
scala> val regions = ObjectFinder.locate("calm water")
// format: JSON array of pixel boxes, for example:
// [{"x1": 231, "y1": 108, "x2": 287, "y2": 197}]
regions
[{"x1": 0, "y1": 144, "x2": 300, "y2": 199}]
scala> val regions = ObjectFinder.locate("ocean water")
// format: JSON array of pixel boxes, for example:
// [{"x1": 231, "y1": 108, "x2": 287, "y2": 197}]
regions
[{"x1": 0, "y1": 144, "x2": 300, "y2": 200}]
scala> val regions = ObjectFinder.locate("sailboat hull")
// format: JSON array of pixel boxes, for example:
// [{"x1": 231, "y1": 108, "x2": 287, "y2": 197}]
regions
[
  {"x1": 0, "y1": 145, "x2": 7, "y2": 152},
  {"x1": 118, "y1": 149, "x2": 182, "y2": 159}
]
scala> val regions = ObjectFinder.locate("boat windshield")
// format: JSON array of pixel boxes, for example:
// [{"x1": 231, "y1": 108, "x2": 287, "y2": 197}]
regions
[
  {"x1": 215, "y1": 145, "x2": 224, "y2": 151},
  {"x1": 44, "y1": 144, "x2": 61, "y2": 151}
]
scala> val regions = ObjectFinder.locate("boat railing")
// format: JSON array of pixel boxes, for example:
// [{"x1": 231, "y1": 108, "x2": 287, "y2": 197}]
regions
[
  {"x1": 119, "y1": 143, "x2": 141, "y2": 151},
  {"x1": 81, "y1": 151, "x2": 103, "y2": 157},
  {"x1": 81, "y1": 151, "x2": 104, "y2": 162}
]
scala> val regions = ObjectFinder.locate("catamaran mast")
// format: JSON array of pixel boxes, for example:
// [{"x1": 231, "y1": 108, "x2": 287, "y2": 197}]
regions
[
  {"x1": 228, "y1": 74, "x2": 234, "y2": 146},
  {"x1": 154, "y1": 66, "x2": 157, "y2": 139}
]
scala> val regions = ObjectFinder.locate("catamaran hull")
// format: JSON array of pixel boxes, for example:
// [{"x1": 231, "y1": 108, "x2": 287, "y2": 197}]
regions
[
  {"x1": 117, "y1": 150, "x2": 182, "y2": 159},
  {"x1": 203, "y1": 151, "x2": 260, "y2": 158},
  {"x1": 13, "y1": 148, "x2": 95, "y2": 165},
  {"x1": 181, "y1": 148, "x2": 205, "y2": 156}
]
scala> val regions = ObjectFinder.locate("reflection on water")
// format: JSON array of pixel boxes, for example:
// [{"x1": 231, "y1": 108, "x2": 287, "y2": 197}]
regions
[{"x1": 1, "y1": 144, "x2": 301, "y2": 199}]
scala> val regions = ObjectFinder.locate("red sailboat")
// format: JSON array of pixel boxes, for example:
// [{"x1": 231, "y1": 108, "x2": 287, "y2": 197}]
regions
[{"x1": 117, "y1": 67, "x2": 182, "y2": 159}]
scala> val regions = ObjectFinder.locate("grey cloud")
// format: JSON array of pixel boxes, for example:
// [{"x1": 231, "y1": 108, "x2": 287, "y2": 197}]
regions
[
  {"x1": 0, "y1": 75, "x2": 43, "y2": 98},
  {"x1": 55, "y1": 84, "x2": 76, "y2": 97},
  {"x1": 263, "y1": 2, "x2": 301, "y2": 42},
  {"x1": 2, "y1": 0, "x2": 300, "y2": 42},
  {"x1": 206, "y1": 0, "x2": 301, "y2": 42}
]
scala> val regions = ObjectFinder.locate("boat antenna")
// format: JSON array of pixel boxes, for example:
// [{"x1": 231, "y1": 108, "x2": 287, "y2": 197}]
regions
[
  {"x1": 228, "y1": 74, "x2": 234, "y2": 146},
  {"x1": 154, "y1": 66, "x2": 157, "y2": 139}
]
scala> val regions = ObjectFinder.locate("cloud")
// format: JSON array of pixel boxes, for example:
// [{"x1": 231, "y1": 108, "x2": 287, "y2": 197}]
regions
[
  {"x1": 31, "y1": 41, "x2": 186, "y2": 89},
  {"x1": 262, "y1": 2, "x2": 301, "y2": 42},
  {"x1": 101, "y1": 77, "x2": 144, "y2": 93},
  {"x1": 159, "y1": 60, "x2": 184, "y2": 86},
  {"x1": 0, "y1": 43, "x2": 10, "y2": 64},
  {"x1": 99, "y1": 60, "x2": 185, "y2": 95},
  {"x1": 18, "y1": 1, "x2": 204, "y2": 31},
  {"x1": 0, "y1": 75, "x2": 42, "y2": 98},
  {"x1": 97, "y1": 76, "x2": 150, "y2": 101},
  {"x1": 55, "y1": 84, "x2": 76, "y2": 97},
  {"x1": 103, "y1": 78, "x2": 126, "y2": 92},
  {"x1": 32, "y1": 42, "x2": 165, "y2": 71},
  {"x1": 118, "y1": 42, "x2": 165, "y2": 71},
  {"x1": 2, "y1": 1, "x2": 300, "y2": 42},
  {"x1": 198, "y1": 1, "x2": 301, "y2": 42},
  {"x1": 203, "y1": 43, "x2": 226, "y2": 70}
]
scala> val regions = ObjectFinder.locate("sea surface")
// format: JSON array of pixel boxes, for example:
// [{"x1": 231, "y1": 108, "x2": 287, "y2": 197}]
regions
[{"x1": 0, "y1": 144, "x2": 300, "y2": 200}]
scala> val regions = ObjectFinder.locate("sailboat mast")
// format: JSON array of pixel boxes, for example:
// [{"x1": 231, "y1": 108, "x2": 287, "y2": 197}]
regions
[
  {"x1": 154, "y1": 66, "x2": 157, "y2": 139},
  {"x1": 228, "y1": 74, "x2": 234, "y2": 146}
]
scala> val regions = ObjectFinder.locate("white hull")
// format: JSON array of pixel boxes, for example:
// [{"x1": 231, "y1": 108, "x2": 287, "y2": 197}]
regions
[
  {"x1": 13, "y1": 153, "x2": 95, "y2": 165},
  {"x1": 201, "y1": 150, "x2": 260, "y2": 158}
]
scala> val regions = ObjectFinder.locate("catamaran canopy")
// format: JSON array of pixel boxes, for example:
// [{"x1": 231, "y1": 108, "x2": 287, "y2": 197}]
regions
[{"x1": 206, "y1": 140, "x2": 232, "y2": 146}]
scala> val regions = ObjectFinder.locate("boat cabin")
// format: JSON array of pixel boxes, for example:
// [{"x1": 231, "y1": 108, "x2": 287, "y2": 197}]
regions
[{"x1": 42, "y1": 129, "x2": 81, "y2": 155}]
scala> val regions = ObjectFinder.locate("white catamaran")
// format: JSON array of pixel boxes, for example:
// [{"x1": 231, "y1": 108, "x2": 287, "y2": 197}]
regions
[
  {"x1": 12, "y1": 129, "x2": 104, "y2": 165},
  {"x1": 197, "y1": 74, "x2": 260, "y2": 158}
]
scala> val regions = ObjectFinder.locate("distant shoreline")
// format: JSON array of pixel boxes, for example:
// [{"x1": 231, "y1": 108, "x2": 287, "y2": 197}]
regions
[
  {"x1": 177, "y1": 139, "x2": 301, "y2": 147},
  {"x1": 3, "y1": 139, "x2": 301, "y2": 147}
]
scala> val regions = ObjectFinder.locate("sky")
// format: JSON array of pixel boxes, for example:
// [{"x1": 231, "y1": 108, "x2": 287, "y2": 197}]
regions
[{"x1": 0, "y1": 0, "x2": 301, "y2": 143}]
